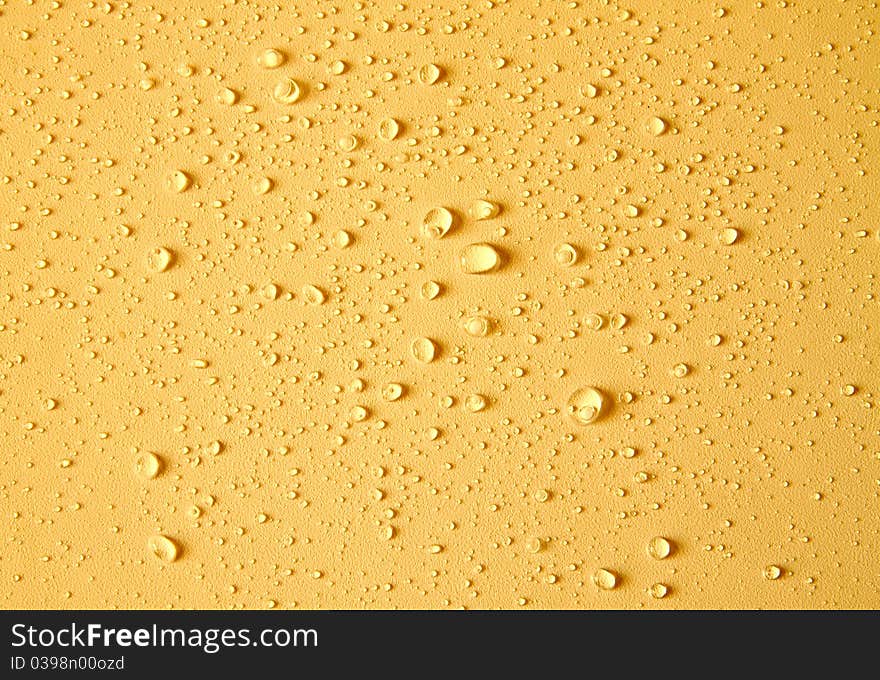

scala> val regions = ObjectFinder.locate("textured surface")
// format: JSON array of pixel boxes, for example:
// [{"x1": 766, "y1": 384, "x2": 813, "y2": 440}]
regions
[{"x1": 1, "y1": 0, "x2": 878, "y2": 609}]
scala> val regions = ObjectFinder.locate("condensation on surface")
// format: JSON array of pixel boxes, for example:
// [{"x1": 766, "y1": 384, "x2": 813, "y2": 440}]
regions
[{"x1": 0, "y1": 0, "x2": 878, "y2": 610}]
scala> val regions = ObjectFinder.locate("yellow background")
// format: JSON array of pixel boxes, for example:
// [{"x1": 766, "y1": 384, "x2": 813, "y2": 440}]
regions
[{"x1": 1, "y1": 0, "x2": 878, "y2": 609}]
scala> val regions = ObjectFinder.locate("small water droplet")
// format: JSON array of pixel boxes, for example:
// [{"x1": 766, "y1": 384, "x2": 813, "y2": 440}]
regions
[
  {"x1": 217, "y1": 87, "x2": 238, "y2": 105},
  {"x1": 649, "y1": 583, "x2": 669, "y2": 599},
  {"x1": 332, "y1": 230, "x2": 352, "y2": 249},
  {"x1": 672, "y1": 363, "x2": 690, "y2": 378},
  {"x1": 338, "y1": 134, "x2": 359, "y2": 152},
  {"x1": 253, "y1": 176, "x2": 273, "y2": 195}
]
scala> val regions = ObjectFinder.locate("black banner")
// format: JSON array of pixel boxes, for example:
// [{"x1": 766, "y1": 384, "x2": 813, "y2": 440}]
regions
[{"x1": 1, "y1": 610, "x2": 873, "y2": 674}]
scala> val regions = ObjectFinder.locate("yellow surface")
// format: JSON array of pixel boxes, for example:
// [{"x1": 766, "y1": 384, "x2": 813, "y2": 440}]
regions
[{"x1": 0, "y1": 0, "x2": 878, "y2": 610}]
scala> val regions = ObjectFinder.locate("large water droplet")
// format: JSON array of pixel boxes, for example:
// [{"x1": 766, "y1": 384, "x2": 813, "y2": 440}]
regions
[
  {"x1": 422, "y1": 207, "x2": 454, "y2": 239},
  {"x1": 411, "y1": 337, "x2": 438, "y2": 363},
  {"x1": 566, "y1": 387, "x2": 606, "y2": 425},
  {"x1": 463, "y1": 315, "x2": 491, "y2": 337},
  {"x1": 763, "y1": 565, "x2": 782, "y2": 580},
  {"x1": 147, "y1": 535, "x2": 180, "y2": 562},
  {"x1": 134, "y1": 451, "x2": 162, "y2": 479},
  {"x1": 167, "y1": 170, "x2": 191, "y2": 193},
  {"x1": 272, "y1": 78, "x2": 302, "y2": 104},
  {"x1": 418, "y1": 63, "x2": 442, "y2": 85},
  {"x1": 379, "y1": 118, "x2": 400, "y2": 140},
  {"x1": 647, "y1": 536, "x2": 672, "y2": 560},
  {"x1": 719, "y1": 227, "x2": 740, "y2": 245},
  {"x1": 553, "y1": 242, "x2": 579, "y2": 266},
  {"x1": 593, "y1": 568, "x2": 618, "y2": 590},
  {"x1": 382, "y1": 383, "x2": 404, "y2": 401},
  {"x1": 145, "y1": 247, "x2": 174, "y2": 273},
  {"x1": 646, "y1": 116, "x2": 668, "y2": 135},
  {"x1": 302, "y1": 284, "x2": 326, "y2": 305},
  {"x1": 460, "y1": 243, "x2": 501, "y2": 273},
  {"x1": 257, "y1": 48, "x2": 285, "y2": 68},
  {"x1": 468, "y1": 199, "x2": 499, "y2": 220}
]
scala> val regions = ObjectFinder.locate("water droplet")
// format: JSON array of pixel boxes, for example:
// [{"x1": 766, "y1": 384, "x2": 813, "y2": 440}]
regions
[
  {"x1": 418, "y1": 63, "x2": 442, "y2": 85},
  {"x1": 584, "y1": 313, "x2": 605, "y2": 331},
  {"x1": 421, "y1": 207, "x2": 455, "y2": 239},
  {"x1": 338, "y1": 134, "x2": 359, "y2": 152},
  {"x1": 763, "y1": 565, "x2": 782, "y2": 580},
  {"x1": 217, "y1": 87, "x2": 238, "y2": 105},
  {"x1": 468, "y1": 199, "x2": 500, "y2": 220},
  {"x1": 460, "y1": 243, "x2": 501, "y2": 274},
  {"x1": 465, "y1": 393, "x2": 487, "y2": 412},
  {"x1": 525, "y1": 537, "x2": 543, "y2": 553},
  {"x1": 147, "y1": 535, "x2": 180, "y2": 562},
  {"x1": 566, "y1": 387, "x2": 606, "y2": 425},
  {"x1": 272, "y1": 78, "x2": 302, "y2": 104},
  {"x1": 382, "y1": 383, "x2": 404, "y2": 401},
  {"x1": 351, "y1": 405, "x2": 369, "y2": 422},
  {"x1": 649, "y1": 583, "x2": 669, "y2": 599},
  {"x1": 647, "y1": 536, "x2": 672, "y2": 560},
  {"x1": 302, "y1": 284, "x2": 326, "y2": 305},
  {"x1": 166, "y1": 170, "x2": 191, "y2": 193},
  {"x1": 145, "y1": 247, "x2": 174, "y2": 273},
  {"x1": 420, "y1": 280, "x2": 442, "y2": 300},
  {"x1": 672, "y1": 363, "x2": 690, "y2": 378},
  {"x1": 610, "y1": 313, "x2": 629, "y2": 330},
  {"x1": 411, "y1": 337, "x2": 438, "y2": 363},
  {"x1": 463, "y1": 315, "x2": 491, "y2": 337},
  {"x1": 553, "y1": 242, "x2": 579, "y2": 266},
  {"x1": 134, "y1": 451, "x2": 162, "y2": 479},
  {"x1": 257, "y1": 48, "x2": 285, "y2": 69},
  {"x1": 646, "y1": 116, "x2": 668, "y2": 136},
  {"x1": 378, "y1": 118, "x2": 400, "y2": 140},
  {"x1": 592, "y1": 568, "x2": 618, "y2": 590},
  {"x1": 253, "y1": 176, "x2": 273, "y2": 195},
  {"x1": 719, "y1": 227, "x2": 740, "y2": 245},
  {"x1": 332, "y1": 230, "x2": 352, "y2": 248}
]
